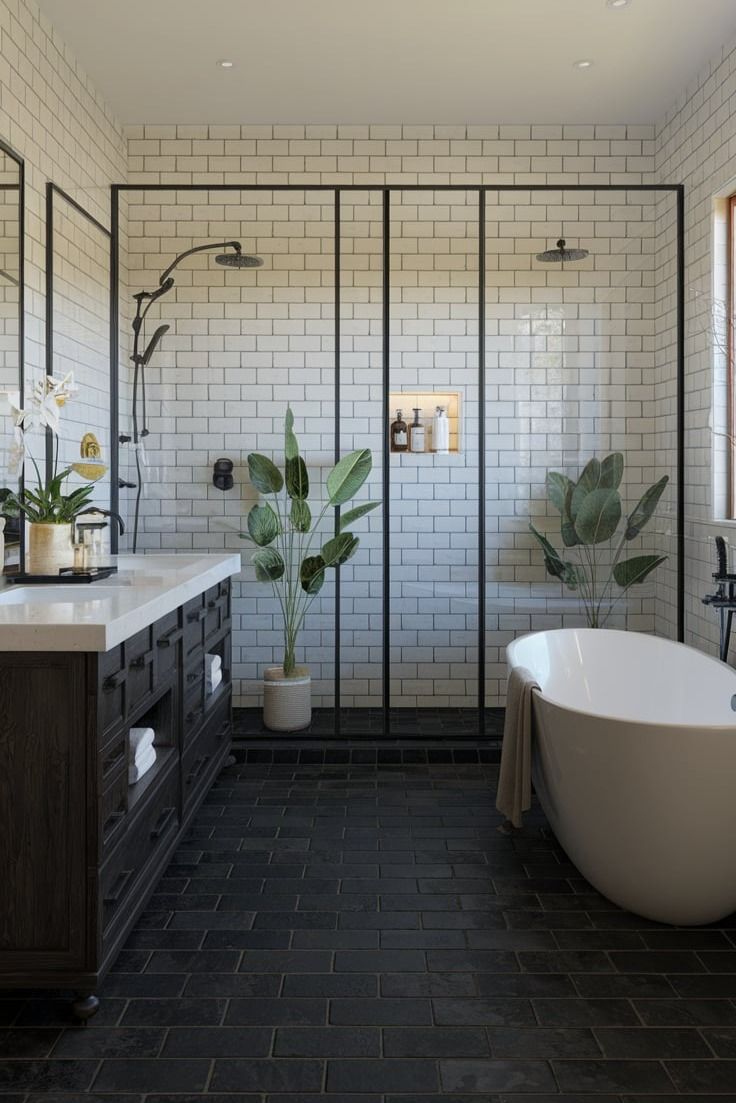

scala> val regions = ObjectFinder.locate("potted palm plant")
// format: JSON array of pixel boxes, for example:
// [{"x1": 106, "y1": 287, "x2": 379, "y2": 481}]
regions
[{"x1": 242, "y1": 407, "x2": 380, "y2": 731}]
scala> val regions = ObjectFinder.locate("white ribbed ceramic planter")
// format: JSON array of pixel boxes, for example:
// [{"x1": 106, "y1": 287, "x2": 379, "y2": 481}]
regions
[
  {"x1": 263, "y1": 665, "x2": 311, "y2": 732},
  {"x1": 26, "y1": 522, "x2": 73, "y2": 575}
]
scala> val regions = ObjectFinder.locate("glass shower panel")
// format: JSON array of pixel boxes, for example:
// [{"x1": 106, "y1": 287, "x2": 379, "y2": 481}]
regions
[
  {"x1": 485, "y1": 188, "x2": 676, "y2": 705},
  {"x1": 123, "y1": 187, "x2": 335, "y2": 717},
  {"x1": 389, "y1": 190, "x2": 480, "y2": 734},
  {"x1": 338, "y1": 190, "x2": 384, "y2": 727}
]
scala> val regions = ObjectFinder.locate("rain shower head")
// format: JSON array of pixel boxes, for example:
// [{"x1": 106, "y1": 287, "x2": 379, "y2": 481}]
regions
[
  {"x1": 536, "y1": 238, "x2": 589, "y2": 263},
  {"x1": 215, "y1": 250, "x2": 263, "y2": 268}
]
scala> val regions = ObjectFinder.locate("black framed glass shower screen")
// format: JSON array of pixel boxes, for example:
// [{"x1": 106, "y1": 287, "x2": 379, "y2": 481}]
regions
[{"x1": 110, "y1": 183, "x2": 685, "y2": 738}]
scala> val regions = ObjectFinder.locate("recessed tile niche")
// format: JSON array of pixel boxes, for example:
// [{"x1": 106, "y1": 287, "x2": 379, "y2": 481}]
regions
[{"x1": 388, "y1": 391, "x2": 462, "y2": 455}]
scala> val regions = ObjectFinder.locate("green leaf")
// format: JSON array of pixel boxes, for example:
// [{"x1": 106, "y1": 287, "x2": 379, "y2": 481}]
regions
[
  {"x1": 247, "y1": 503, "x2": 280, "y2": 546},
  {"x1": 290, "y1": 498, "x2": 311, "y2": 532},
  {"x1": 560, "y1": 484, "x2": 580, "y2": 547},
  {"x1": 625, "y1": 475, "x2": 669, "y2": 540},
  {"x1": 327, "y1": 449, "x2": 372, "y2": 506},
  {"x1": 285, "y1": 405, "x2": 299, "y2": 462},
  {"x1": 251, "y1": 547, "x2": 285, "y2": 582},
  {"x1": 300, "y1": 555, "x2": 326, "y2": 595},
  {"x1": 285, "y1": 455, "x2": 309, "y2": 500},
  {"x1": 529, "y1": 523, "x2": 577, "y2": 588},
  {"x1": 247, "y1": 452, "x2": 284, "y2": 495},
  {"x1": 338, "y1": 501, "x2": 380, "y2": 531},
  {"x1": 599, "y1": 452, "x2": 624, "y2": 490},
  {"x1": 612, "y1": 554, "x2": 668, "y2": 588},
  {"x1": 573, "y1": 488, "x2": 622, "y2": 545},
  {"x1": 570, "y1": 457, "x2": 602, "y2": 521},
  {"x1": 546, "y1": 472, "x2": 573, "y2": 515},
  {"x1": 321, "y1": 532, "x2": 359, "y2": 567}
]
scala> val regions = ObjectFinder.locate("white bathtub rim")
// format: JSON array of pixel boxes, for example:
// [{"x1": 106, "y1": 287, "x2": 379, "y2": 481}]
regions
[{"x1": 506, "y1": 627, "x2": 736, "y2": 731}]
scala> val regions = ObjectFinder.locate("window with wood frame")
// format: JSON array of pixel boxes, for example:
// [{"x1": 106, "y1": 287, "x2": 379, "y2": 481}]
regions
[{"x1": 728, "y1": 194, "x2": 736, "y2": 518}]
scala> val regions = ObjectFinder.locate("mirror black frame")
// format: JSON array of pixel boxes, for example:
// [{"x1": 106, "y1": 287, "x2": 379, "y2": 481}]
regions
[{"x1": 0, "y1": 138, "x2": 24, "y2": 570}]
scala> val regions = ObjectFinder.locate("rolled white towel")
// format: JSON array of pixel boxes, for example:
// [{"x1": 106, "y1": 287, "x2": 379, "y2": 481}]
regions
[
  {"x1": 206, "y1": 668, "x2": 223, "y2": 695},
  {"x1": 129, "y1": 727, "x2": 155, "y2": 758},
  {"x1": 129, "y1": 743, "x2": 156, "y2": 785},
  {"x1": 205, "y1": 653, "x2": 222, "y2": 677}
]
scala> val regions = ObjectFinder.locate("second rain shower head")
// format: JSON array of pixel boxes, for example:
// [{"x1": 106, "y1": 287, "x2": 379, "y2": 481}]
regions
[
  {"x1": 215, "y1": 250, "x2": 263, "y2": 268},
  {"x1": 536, "y1": 238, "x2": 589, "y2": 263}
]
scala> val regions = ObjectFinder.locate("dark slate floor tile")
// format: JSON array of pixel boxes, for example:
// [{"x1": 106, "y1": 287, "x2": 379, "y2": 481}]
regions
[
  {"x1": 283, "y1": 974, "x2": 378, "y2": 999},
  {"x1": 329, "y1": 998, "x2": 432, "y2": 1025},
  {"x1": 383, "y1": 1026, "x2": 490, "y2": 1057},
  {"x1": 334, "y1": 949, "x2": 427, "y2": 972},
  {"x1": 182, "y1": 972, "x2": 280, "y2": 997},
  {"x1": 552, "y1": 1058, "x2": 675, "y2": 1093},
  {"x1": 427, "y1": 950, "x2": 518, "y2": 973},
  {"x1": 633, "y1": 997, "x2": 736, "y2": 1026},
  {"x1": 327, "y1": 1057, "x2": 439, "y2": 1093},
  {"x1": 211, "y1": 1059, "x2": 325, "y2": 1093},
  {"x1": 532, "y1": 998, "x2": 639, "y2": 1027},
  {"x1": 274, "y1": 1027, "x2": 380, "y2": 1057},
  {"x1": 665, "y1": 1060, "x2": 736, "y2": 1093},
  {"x1": 440, "y1": 1057, "x2": 556, "y2": 1093},
  {"x1": 703, "y1": 1027, "x2": 736, "y2": 1057},
  {"x1": 476, "y1": 972, "x2": 576, "y2": 998},
  {"x1": 15, "y1": 997, "x2": 126, "y2": 1028},
  {"x1": 292, "y1": 930, "x2": 379, "y2": 949},
  {"x1": 432, "y1": 998, "x2": 536, "y2": 1027},
  {"x1": 0, "y1": 1027, "x2": 59, "y2": 1058},
  {"x1": 487, "y1": 1026, "x2": 601, "y2": 1058},
  {"x1": 572, "y1": 973, "x2": 676, "y2": 998},
  {"x1": 594, "y1": 1026, "x2": 712, "y2": 1058},
  {"x1": 381, "y1": 972, "x2": 477, "y2": 998},
  {"x1": 92, "y1": 1059, "x2": 211, "y2": 1092},
  {"x1": 145, "y1": 949, "x2": 239, "y2": 972},
  {"x1": 338, "y1": 911, "x2": 420, "y2": 930},
  {"x1": 672, "y1": 974, "x2": 736, "y2": 998},
  {"x1": 0, "y1": 1060, "x2": 97, "y2": 1093},
  {"x1": 161, "y1": 1026, "x2": 273, "y2": 1057},
  {"x1": 610, "y1": 950, "x2": 705, "y2": 974},
  {"x1": 50, "y1": 1026, "x2": 165, "y2": 1058},
  {"x1": 121, "y1": 998, "x2": 226, "y2": 1026},
  {"x1": 226, "y1": 998, "x2": 327, "y2": 1026}
]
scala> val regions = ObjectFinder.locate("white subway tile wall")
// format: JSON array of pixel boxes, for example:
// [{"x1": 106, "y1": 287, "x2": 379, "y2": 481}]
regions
[{"x1": 121, "y1": 129, "x2": 684, "y2": 709}]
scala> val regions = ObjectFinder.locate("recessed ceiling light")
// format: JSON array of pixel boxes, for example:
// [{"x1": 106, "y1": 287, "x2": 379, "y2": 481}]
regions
[
  {"x1": 573, "y1": 59, "x2": 593, "y2": 70},
  {"x1": 218, "y1": 59, "x2": 234, "y2": 69},
  {"x1": 607, "y1": 0, "x2": 630, "y2": 7}
]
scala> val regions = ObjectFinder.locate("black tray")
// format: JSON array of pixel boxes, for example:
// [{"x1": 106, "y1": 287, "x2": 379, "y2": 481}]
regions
[{"x1": 7, "y1": 566, "x2": 118, "y2": 585}]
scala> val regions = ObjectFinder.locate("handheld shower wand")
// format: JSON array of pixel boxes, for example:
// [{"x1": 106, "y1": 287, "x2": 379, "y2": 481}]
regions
[{"x1": 127, "y1": 240, "x2": 263, "y2": 552}]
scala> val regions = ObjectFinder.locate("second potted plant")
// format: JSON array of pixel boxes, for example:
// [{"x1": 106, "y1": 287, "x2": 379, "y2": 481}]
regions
[{"x1": 243, "y1": 407, "x2": 380, "y2": 731}]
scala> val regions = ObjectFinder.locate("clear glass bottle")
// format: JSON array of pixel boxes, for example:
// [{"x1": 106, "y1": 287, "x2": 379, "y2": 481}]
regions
[
  {"x1": 390, "y1": 409, "x2": 408, "y2": 452},
  {"x1": 409, "y1": 407, "x2": 425, "y2": 453},
  {"x1": 432, "y1": 406, "x2": 450, "y2": 454}
]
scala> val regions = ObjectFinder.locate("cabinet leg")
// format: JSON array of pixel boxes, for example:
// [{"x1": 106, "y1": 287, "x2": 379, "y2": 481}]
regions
[{"x1": 72, "y1": 993, "x2": 99, "y2": 1022}]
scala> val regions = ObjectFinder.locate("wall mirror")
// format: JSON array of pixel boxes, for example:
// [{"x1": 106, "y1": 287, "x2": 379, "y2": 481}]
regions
[{"x1": 0, "y1": 140, "x2": 23, "y2": 568}]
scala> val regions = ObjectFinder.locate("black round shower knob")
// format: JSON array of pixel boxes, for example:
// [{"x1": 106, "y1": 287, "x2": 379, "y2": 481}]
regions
[{"x1": 213, "y1": 457, "x2": 234, "y2": 491}]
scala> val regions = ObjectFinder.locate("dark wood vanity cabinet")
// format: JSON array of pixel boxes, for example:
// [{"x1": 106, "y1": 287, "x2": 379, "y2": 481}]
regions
[{"x1": 0, "y1": 577, "x2": 233, "y2": 1019}]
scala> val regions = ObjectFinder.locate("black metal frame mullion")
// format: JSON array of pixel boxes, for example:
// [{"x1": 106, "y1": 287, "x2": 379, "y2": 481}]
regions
[
  {"x1": 333, "y1": 189, "x2": 341, "y2": 735},
  {"x1": 382, "y1": 189, "x2": 391, "y2": 737},
  {"x1": 478, "y1": 190, "x2": 486, "y2": 736}
]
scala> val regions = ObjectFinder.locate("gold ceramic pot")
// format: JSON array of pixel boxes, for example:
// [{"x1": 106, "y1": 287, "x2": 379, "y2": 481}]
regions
[
  {"x1": 263, "y1": 665, "x2": 311, "y2": 731},
  {"x1": 26, "y1": 522, "x2": 73, "y2": 575}
]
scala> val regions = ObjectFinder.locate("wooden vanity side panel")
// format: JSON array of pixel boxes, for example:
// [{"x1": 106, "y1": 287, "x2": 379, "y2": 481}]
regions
[{"x1": 0, "y1": 653, "x2": 88, "y2": 973}]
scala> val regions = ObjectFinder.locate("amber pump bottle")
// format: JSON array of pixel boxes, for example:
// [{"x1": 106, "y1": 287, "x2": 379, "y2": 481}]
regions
[{"x1": 390, "y1": 409, "x2": 408, "y2": 452}]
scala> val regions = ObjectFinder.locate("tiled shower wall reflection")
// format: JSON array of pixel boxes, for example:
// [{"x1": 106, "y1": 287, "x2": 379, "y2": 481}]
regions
[{"x1": 122, "y1": 183, "x2": 677, "y2": 709}]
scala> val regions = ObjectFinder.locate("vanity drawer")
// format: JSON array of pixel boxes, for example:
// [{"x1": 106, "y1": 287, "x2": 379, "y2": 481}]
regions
[
  {"x1": 183, "y1": 594, "x2": 205, "y2": 660},
  {"x1": 182, "y1": 696, "x2": 231, "y2": 816},
  {"x1": 100, "y1": 764, "x2": 128, "y2": 854},
  {"x1": 154, "y1": 609, "x2": 181, "y2": 681},
  {"x1": 99, "y1": 646, "x2": 126, "y2": 740},
  {"x1": 100, "y1": 761, "x2": 179, "y2": 938},
  {"x1": 183, "y1": 663, "x2": 205, "y2": 743},
  {"x1": 126, "y1": 626, "x2": 154, "y2": 710}
]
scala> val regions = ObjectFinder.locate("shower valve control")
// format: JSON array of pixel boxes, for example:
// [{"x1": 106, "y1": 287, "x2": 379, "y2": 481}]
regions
[{"x1": 213, "y1": 457, "x2": 234, "y2": 491}]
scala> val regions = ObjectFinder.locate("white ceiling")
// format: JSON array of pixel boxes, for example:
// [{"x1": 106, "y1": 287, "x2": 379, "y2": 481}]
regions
[{"x1": 37, "y1": 0, "x2": 736, "y2": 125}]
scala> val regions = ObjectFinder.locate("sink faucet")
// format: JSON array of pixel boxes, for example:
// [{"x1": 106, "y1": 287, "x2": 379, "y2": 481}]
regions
[{"x1": 702, "y1": 536, "x2": 736, "y2": 662}]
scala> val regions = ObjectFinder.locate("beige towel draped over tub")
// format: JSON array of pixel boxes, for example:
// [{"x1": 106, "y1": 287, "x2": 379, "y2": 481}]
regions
[{"x1": 496, "y1": 664, "x2": 540, "y2": 830}]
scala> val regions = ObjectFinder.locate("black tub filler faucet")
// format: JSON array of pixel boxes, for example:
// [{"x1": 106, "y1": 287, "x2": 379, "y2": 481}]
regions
[{"x1": 702, "y1": 535, "x2": 736, "y2": 662}]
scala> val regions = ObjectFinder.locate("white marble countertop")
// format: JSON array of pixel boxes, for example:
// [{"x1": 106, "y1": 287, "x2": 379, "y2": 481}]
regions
[{"x1": 0, "y1": 553, "x2": 242, "y2": 652}]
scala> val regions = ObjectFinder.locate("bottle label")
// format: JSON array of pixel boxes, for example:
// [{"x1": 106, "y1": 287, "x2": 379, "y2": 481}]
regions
[
  {"x1": 410, "y1": 428, "x2": 425, "y2": 451},
  {"x1": 394, "y1": 430, "x2": 407, "y2": 445}
]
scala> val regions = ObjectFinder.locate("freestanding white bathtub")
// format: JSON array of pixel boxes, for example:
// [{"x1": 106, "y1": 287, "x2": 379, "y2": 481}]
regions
[{"x1": 507, "y1": 628, "x2": 736, "y2": 926}]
